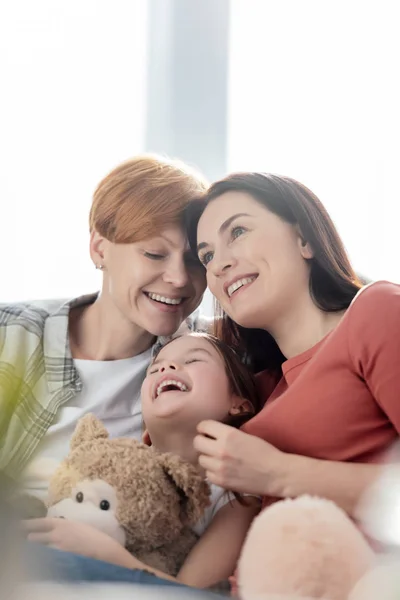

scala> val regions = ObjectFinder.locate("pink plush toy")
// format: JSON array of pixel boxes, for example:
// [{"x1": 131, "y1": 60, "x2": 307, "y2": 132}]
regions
[{"x1": 237, "y1": 495, "x2": 376, "y2": 600}]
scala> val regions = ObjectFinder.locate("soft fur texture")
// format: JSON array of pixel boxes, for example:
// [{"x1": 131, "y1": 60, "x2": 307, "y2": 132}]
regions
[
  {"x1": 45, "y1": 414, "x2": 211, "y2": 576},
  {"x1": 349, "y1": 561, "x2": 400, "y2": 600},
  {"x1": 236, "y1": 452, "x2": 400, "y2": 600},
  {"x1": 237, "y1": 496, "x2": 376, "y2": 600}
]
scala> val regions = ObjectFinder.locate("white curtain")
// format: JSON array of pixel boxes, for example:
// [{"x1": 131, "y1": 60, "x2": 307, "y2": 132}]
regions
[
  {"x1": 228, "y1": 0, "x2": 400, "y2": 283},
  {"x1": 0, "y1": 0, "x2": 149, "y2": 302}
]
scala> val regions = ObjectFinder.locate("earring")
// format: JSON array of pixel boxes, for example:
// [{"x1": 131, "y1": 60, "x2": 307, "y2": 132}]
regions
[{"x1": 95, "y1": 264, "x2": 104, "y2": 271}]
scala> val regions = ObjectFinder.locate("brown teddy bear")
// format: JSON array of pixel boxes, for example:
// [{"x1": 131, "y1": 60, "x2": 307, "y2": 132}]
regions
[{"x1": 25, "y1": 413, "x2": 211, "y2": 576}]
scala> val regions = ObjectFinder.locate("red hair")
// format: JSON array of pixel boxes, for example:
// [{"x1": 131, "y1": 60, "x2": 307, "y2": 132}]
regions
[{"x1": 89, "y1": 154, "x2": 208, "y2": 242}]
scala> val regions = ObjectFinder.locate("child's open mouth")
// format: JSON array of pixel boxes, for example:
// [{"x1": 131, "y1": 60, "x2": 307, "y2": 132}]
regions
[{"x1": 155, "y1": 379, "x2": 189, "y2": 399}]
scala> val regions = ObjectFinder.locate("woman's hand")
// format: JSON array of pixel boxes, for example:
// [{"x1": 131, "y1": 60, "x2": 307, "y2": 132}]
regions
[
  {"x1": 194, "y1": 420, "x2": 286, "y2": 496},
  {"x1": 21, "y1": 518, "x2": 134, "y2": 567},
  {"x1": 194, "y1": 421, "x2": 386, "y2": 518}
]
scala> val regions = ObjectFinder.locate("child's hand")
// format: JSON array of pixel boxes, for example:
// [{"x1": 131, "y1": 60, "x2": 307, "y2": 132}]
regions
[
  {"x1": 21, "y1": 518, "x2": 131, "y2": 565},
  {"x1": 194, "y1": 420, "x2": 286, "y2": 497}
]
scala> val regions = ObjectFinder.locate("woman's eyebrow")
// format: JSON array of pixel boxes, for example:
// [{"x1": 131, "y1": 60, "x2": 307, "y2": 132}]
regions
[{"x1": 197, "y1": 212, "x2": 251, "y2": 252}]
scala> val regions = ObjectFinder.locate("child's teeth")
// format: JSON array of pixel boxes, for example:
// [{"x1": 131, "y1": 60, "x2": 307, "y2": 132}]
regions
[{"x1": 156, "y1": 379, "x2": 188, "y2": 397}]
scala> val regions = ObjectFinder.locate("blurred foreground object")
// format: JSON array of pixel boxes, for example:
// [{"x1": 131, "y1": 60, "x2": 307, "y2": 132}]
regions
[
  {"x1": 0, "y1": 471, "x2": 26, "y2": 598},
  {"x1": 237, "y1": 495, "x2": 374, "y2": 600},
  {"x1": 357, "y1": 447, "x2": 400, "y2": 547},
  {"x1": 238, "y1": 444, "x2": 400, "y2": 600},
  {"x1": 19, "y1": 583, "x2": 225, "y2": 600},
  {"x1": 349, "y1": 445, "x2": 400, "y2": 599}
]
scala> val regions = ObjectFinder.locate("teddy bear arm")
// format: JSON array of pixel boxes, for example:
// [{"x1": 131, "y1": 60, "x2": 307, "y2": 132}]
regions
[
  {"x1": 133, "y1": 548, "x2": 175, "y2": 577},
  {"x1": 130, "y1": 527, "x2": 199, "y2": 577},
  {"x1": 157, "y1": 527, "x2": 199, "y2": 576}
]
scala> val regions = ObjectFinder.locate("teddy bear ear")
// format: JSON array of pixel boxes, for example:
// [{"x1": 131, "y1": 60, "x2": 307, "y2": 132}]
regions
[
  {"x1": 70, "y1": 413, "x2": 109, "y2": 451},
  {"x1": 159, "y1": 453, "x2": 211, "y2": 525}
]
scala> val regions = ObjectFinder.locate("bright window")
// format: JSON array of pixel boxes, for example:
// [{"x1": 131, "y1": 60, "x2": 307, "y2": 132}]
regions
[
  {"x1": 0, "y1": 1, "x2": 148, "y2": 301},
  {"x1": 228, "y1": 0, "x2": 400, "y2": 282}
]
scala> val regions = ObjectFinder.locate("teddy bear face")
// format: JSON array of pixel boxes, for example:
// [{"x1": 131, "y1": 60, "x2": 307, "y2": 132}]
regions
[
  {"x1": 47, "y1": 478, "x2": 126, "y2": 546},
  {"x1": 45, "y1": 413, "x2": 211, "y2": 570},
  {"x1": 47, "y1": 437, "x2": 196, "y2": 552}
]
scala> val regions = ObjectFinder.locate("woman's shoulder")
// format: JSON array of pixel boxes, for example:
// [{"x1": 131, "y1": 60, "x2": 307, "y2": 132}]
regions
[
  {"x1": 345, "y1": 280, "x2": 400, "y2": 352},
  {"x1": 348, "y1": 280, "x2": 400, "y2": 321},
  {"x1": 0, "y1": 297, "x2": 63, "y2": 317},
  {"x1": 0, "y1": 293, "x2": 97, "y2": 332},
  {"x1": 0, "y1": 297, "x2": 59, "y2": 328},
  {"x1": 351, "y1": 279, "x2": 400, "y2": 305}
]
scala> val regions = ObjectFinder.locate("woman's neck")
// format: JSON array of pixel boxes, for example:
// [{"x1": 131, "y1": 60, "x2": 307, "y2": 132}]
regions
[
  {"x1": 269, "y1": 292, "x2": 346, "y2": 360},
  {"x1": 68, "y1": 295, "x2": 156, "y2": 361}
]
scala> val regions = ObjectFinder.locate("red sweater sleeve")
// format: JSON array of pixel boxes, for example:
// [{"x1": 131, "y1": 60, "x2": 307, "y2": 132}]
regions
[{"x1": 348, "y1": 281, "x2": 400, "y2": 432}]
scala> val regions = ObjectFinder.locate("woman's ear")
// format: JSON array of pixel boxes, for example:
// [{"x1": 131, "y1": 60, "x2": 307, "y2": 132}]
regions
[
  {"x1": 142, "y1": 429, "x2": 152, "y2": 446},
  {"x1": 295, "y1": 225, "x2": 314, "y2": 260},
  {"x1": 89, "y1": 230, "x2": 107, "y2": 269}
]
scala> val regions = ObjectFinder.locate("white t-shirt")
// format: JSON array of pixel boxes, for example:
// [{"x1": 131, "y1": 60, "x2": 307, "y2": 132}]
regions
[
  {"x1": 192, "y1": 483, "x2": 235, "y2": 537},
  {"x1": 24, "y1": 347, "x2": 152, "y2": 498}
]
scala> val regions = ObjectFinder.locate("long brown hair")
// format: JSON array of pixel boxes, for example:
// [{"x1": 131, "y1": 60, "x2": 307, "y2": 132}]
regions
[{"x1": 186, "y1": 172, "x2": 363, "y2": 374}]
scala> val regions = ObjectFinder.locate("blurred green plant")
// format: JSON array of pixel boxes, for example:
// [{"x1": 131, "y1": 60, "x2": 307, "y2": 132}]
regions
[{"x1": 0, "y1": 358, "x2": 29, "y2": 484}]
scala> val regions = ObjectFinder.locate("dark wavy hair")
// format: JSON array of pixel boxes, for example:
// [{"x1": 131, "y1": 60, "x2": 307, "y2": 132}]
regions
[{"x1": 185, "y1": 172, "x2": 363, "y2": 375}]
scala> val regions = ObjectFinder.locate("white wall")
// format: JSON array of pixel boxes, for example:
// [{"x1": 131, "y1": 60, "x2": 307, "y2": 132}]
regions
[
  {"x1": 3, "y1": 1, "x2": 397, "y2": 309},
  {"x1": 229, "y1": 0, "x2": 400, "y2": 283},
  {"x1": 0, "y1": 1, "x2": 148, "y2": 301}
]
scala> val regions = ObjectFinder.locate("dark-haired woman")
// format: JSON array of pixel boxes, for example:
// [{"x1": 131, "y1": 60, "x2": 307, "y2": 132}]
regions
[{"x1": 190, "y1": 172, "x2": 400, "y2": 530}]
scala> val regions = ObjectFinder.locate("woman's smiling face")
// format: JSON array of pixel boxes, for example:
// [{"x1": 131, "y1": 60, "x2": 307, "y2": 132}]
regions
[
  {"x1": 196, "y1": 191, "x2": 313, "y2": 330},
  {"x1": 92, "y1": 224, "x2": 206, "y2": 337}
]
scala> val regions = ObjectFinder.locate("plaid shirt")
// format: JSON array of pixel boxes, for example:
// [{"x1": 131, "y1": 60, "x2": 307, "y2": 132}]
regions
[{"x1": 0, "y1": 293, "x2": 208, "y2": 480}]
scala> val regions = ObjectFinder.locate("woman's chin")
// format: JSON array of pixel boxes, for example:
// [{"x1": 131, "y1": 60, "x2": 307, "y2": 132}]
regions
[
  {"x1": 224, "y1": 309, "x2": 264, "y2": 331},
  {"x1": 146, "y1": 317, "x2": 185, "y2": 339}
]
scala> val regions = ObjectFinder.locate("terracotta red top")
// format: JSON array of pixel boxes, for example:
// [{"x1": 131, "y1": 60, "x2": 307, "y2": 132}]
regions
[
  {"x1": 242, "y1": 281, "x2": 400, "y2": 467},
  {"x1": 228, "y1": 282, "x2": 400, "y2": 593}
]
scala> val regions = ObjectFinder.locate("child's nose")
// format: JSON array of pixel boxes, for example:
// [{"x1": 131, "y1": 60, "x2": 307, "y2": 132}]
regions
[{"x1": 160, "y1": 362, "x2": 178, "y2": 372}]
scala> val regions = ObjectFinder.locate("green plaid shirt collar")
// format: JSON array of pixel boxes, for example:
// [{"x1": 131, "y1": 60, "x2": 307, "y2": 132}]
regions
[
  {"x1": 0, "y1": 293, "x2": 203, "y2": 480},
  {"x1": 0, "y1": 293, "x2": 97, "y2": 478}
]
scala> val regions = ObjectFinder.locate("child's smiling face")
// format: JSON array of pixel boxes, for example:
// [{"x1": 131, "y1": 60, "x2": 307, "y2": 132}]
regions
[{"x1": 141, "y1": 335, "x2": 241, "y2": 433}]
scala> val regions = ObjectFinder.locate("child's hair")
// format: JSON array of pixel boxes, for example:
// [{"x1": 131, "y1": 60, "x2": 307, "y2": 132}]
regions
[
  {"x1": 151, "y1": 333, "x2": 260, "y2": 507},
  {"x1": 151, "y1": 332, "x2": 260, "y2": 428}
]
